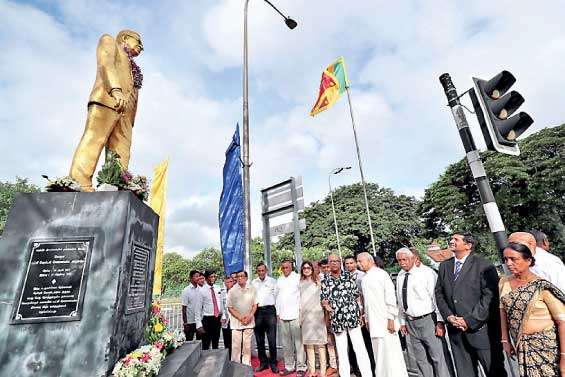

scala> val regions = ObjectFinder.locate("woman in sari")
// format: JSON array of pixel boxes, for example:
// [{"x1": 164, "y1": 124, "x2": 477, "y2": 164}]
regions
[
  {"x1": 299, "y1": 261, "x2": 328, "y2": 377},
  {"x1": 499, "y1": 242, "x2": 565, "y2": 377}
]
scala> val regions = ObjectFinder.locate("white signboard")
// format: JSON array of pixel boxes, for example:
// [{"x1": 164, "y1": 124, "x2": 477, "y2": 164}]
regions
[{"x1": 270, "y1": 219, "x2": 306, "y2": 237}]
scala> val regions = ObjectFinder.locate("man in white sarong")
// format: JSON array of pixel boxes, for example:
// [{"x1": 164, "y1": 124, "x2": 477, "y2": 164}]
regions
[{"x1": 357, "y1": 252, "x2": 408, "y2": 377}]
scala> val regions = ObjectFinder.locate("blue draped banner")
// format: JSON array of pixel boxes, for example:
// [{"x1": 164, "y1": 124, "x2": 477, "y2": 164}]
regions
[{"x1": 219, "y1": 124, "x2": 245, "y2": 275}]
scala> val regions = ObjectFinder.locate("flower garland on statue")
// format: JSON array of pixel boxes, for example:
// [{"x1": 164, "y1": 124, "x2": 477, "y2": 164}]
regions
[
  {"x1": 112, "y1": 302, "x2": 185, "y2": 377},
  {"x1": 124, "y1": 46, "x2": 143, "y2": 89}
]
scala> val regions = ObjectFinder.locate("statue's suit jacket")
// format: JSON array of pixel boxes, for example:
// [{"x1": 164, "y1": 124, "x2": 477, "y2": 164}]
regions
[
  {"x1": 434, "y1": 254, "x2": 501, "y2": 350},
  {"x1": 88, "y1": 34, "x2": 138, "y2": 126}
]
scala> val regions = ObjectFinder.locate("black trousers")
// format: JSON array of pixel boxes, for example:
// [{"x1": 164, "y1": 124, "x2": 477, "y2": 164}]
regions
[
  {"x1": 448, "y1": 332, "x2": 507, "y2": 377},
  {"x1": 184, "y1": 323, "x2": 202, "y2": 342},
  {"x1": 347, "y1": 324, "x2": 376, "y2": 377},
  {"x1": 202, "y1": 315, "x2": 222, "y2": 350},
  {"x1": 222, "y1": 325, "x2": 232, "y2": 358},
  {"x1": 254, "y1": 305, "x2": 278, "y2": 367}
]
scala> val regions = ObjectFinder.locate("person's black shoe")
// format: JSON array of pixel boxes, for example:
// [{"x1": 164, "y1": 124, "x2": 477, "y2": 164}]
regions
[
  {"x1": 255, "y1": 364, "x2": 269, "y2": 372},
  {"x1": 270, "y1": 365, "x2": 280, "y2": 373}
]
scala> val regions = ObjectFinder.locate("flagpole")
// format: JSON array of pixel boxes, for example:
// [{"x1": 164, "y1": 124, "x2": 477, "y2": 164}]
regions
[{"x1": 345, "y1": 86, "x2": 377, "y2": 256}]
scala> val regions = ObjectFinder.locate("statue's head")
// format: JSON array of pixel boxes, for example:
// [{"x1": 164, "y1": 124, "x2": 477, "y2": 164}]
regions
[{"x1": 117, "y1": 30, "x2": 143, "y2": 57}]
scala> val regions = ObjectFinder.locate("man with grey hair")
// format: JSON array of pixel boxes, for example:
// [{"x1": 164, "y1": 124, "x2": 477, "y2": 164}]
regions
[
  {"x1": 396, "y1": 248, "x2": 451, "y2": 377},
  {"x1": 322, "y1": 253, "x2": 372, "y2": 377},
  {"x1": 357, "y1": 252, "x2": 407, "y2": 377}
]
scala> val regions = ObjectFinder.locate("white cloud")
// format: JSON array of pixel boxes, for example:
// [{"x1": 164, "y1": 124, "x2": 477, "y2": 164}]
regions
[{"x1": 1, "y1": 0, "x2": 563, "y2": 258}]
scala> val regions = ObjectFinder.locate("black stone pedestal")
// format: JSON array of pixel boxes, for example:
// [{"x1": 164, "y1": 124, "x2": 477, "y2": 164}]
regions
[{"x1": 0, "y1": 192, "x2": 158, "y2": 377}]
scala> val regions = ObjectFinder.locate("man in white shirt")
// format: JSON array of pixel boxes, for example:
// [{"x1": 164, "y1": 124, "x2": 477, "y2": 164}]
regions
[
  {"x1": 197, "y1": 274, "x2": 206, "y2": 287},
  {"x1": 530, "y1": 230, "x2": 565, "y2": 292},
  {"x1": 396, "y1": 248, "x2": 450, "y2": 377},
  {"x1": 344, "y1": 254, "x2": 366, "y2": 291},
  {"x1": 196, "y1": 270, "x2": 223, "y2": 350},
  {"x1": 251, "y1": 262, "x2": 279, "y2": 373},
  {"x1": 220, "y1": 275, "x2": 235, "y2": 358},
  {"x1": 357, "y1": 252, "x2": 407, "y2": 377},
  {"x1": 181, "y1": 270, "x2": 204, "y2": 341},
  {"x1": 276, "y1": 259, "x2": 306, "y2": 376}
]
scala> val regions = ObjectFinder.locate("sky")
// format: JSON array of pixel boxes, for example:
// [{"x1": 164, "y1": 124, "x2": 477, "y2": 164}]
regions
[{"x1": 1, "y1": 0, "x2": 564, "y2": 258}]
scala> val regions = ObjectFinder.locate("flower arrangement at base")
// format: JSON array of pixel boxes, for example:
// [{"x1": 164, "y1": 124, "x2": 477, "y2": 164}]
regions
[
  {"x1": 42, "y1": 175, "x2": 82, "y2": 192},
  {"x1": 111, "y1": 302, "x2": 185, "y2": 376},
  {"x1": 159, "y1": 329, "x2": 186, "y2": 355},
  {"x1": 144, "y1": 302, "x2": 168, "y2": 345},
  {"x1": 123, "y1": 173, "x2": 149, "y2": 201},
  {"x1": 144, "y1": 302, "x2": 184, "y2": 355},
  {"x1": 111, "y1": 344, "x2": 163, "y2": 377},
  {"x1": 96, "y1": 151, "x2": 149, "y2": 201}
]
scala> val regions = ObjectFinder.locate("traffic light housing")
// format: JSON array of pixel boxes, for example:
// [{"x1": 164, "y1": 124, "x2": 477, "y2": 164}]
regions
[{"x1": 470, "y1": 70, "x2": 533, "y2": 156}]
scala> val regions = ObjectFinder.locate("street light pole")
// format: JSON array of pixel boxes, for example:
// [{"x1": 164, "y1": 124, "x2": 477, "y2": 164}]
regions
[
  {"x1": 328, "y1": 167, "x2": 351, "y2": 262},
  {"x1": 242, "y1": 0, "x2": 297, "y2": 275}
]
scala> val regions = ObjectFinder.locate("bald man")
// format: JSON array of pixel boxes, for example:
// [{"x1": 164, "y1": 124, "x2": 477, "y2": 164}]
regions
[{"x1": 508, "y1": 232, "x2": 565, "y2": 292}]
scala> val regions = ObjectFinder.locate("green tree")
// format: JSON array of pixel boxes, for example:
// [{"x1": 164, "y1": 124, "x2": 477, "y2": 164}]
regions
[
  {"x1": 0, "y1": 177, "x2": 40, "y2": 234},
  {"x1": 161, "y1": 251, "x2": 191, "y2": 296},
  {"x1": 278, "y1": 183, "x2": 423, "y2": 265},
  {"x1": 419, "y1": 124, "x2": 565, "y2": 260},
  {"x1": 188, "y1": 247, "x2": 226, "y2": 278}
]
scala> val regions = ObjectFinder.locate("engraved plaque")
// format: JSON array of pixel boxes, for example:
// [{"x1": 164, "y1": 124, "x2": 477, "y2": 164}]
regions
[
  {"x1": 12, "y1": 239, "x2": 93, "y2": 324},
  {"x1": 126, "y1": 242, "x2": 150, "y2": 314}
]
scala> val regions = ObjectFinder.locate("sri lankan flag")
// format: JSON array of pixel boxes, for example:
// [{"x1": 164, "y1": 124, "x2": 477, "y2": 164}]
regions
[{"x1": 310, "y1": 57, "x2": 349, "y2": 116}]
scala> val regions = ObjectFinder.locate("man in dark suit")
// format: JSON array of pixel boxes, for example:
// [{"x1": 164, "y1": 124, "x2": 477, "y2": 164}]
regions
[{"x1": 434, "y1": 232, "x2": 507, "y2": 377}]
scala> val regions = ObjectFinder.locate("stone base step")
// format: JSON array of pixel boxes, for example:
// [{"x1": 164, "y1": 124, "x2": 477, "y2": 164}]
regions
[{"x1": 158, "y1": 341, "x2": 201, "y2": 377}]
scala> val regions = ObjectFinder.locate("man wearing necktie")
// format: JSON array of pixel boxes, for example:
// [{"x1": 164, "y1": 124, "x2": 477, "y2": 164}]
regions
[
  {"x1": 196, "y1": 270, "x2": 223, "y2": 350},
  {"x1": 396, "y1": 248, "x2": 451, "y2": 377},
  {"x1": 434, "y1": 233, "x2": 507, "y2": 377}
]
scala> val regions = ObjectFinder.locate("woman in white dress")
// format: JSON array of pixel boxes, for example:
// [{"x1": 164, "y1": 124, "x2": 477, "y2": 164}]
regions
[{"x1": 299, "y1": 261, "x2": 328, "y2": 377}]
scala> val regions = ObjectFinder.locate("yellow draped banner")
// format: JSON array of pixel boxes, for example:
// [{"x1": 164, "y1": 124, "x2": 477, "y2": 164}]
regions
[{"x1": 149, "y1": 159, "x2": 169, "y2": 297}]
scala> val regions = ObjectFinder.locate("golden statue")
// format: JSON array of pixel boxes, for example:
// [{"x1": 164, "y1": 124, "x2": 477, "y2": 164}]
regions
[{"x1": 69, "y1": 30, "x2": 144, "y2": 192}]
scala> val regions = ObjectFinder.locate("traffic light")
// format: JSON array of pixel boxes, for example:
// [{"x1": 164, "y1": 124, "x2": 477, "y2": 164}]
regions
[{"x1": 470, "y1": 70, "x2": 533, "y2": 156}]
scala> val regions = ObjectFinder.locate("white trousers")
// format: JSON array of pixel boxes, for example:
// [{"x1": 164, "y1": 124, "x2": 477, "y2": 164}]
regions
[
  {"x1": 334, "y1": 326, "x2": 372, "y2": 377},
  {"x1": 371, "y1": 333, "x2": 408, "y2": 377}
]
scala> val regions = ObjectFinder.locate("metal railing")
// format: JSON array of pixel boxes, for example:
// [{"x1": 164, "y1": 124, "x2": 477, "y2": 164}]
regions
[{"x1": 160, "y1": 301, "x2": 183, "y2": 331}]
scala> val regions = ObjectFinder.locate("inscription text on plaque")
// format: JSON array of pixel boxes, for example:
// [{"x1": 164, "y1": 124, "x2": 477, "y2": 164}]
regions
[
  {"x1": 126, "y1": 242, "x2": 150, "y2": 314},
  {"x1": 12, "y1": 239, "x2": 92, "y2": 324}
]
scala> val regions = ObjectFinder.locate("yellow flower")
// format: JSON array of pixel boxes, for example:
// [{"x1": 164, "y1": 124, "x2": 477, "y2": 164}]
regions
[
  {"x1": 130, "y1": 351, "x2": 142, "y2": 359},
  {"x1": 154, "y1": 323, "x2": 164, "y2": 333}
]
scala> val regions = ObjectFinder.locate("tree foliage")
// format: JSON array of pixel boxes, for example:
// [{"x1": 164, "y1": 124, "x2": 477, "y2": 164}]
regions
[
  {"x1": 161, "y1": 252, "x2": 192, "y2": 296},
  {"x1": 278, "y1": 183, "x2": 423, "y2": 265},
  {"x1": 0, "y1": 177, "x2": 40, "y2": 234},
  {"x1": 419, "y1": 124, "x2": 565, "y2": 259}
]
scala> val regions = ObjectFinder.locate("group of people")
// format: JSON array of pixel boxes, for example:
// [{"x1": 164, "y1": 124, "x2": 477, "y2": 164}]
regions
[{"x1": 181, "y1": 230, "x2": 564, "y2": 377}]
